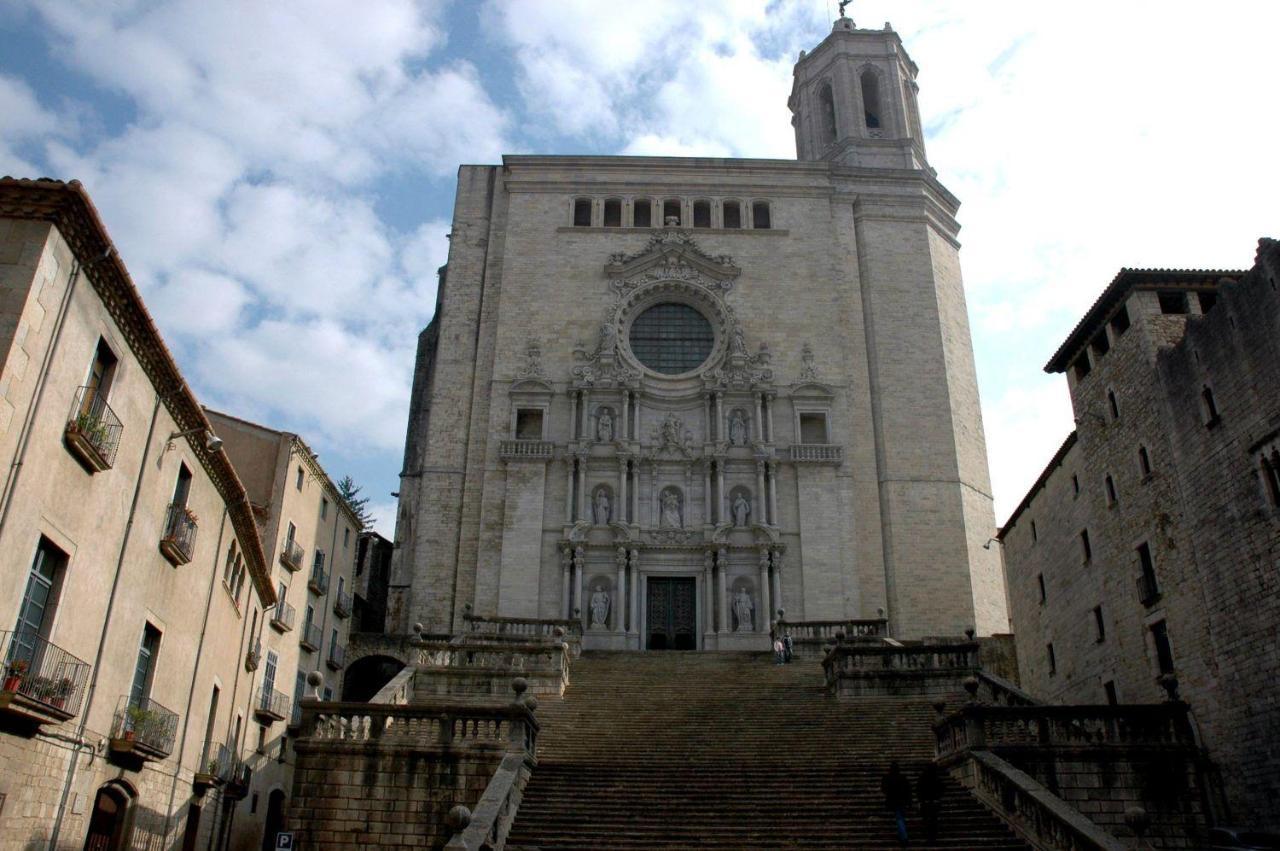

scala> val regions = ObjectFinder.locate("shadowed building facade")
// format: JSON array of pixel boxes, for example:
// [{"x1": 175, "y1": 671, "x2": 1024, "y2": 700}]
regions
[{"x1": 392, "y1": 18, "x2": 1008, "y2": 649}]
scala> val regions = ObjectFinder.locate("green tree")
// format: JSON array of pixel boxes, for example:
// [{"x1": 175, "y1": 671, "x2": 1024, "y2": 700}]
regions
[{"x1": 336, "y1": 475, "x2": 374, "y2": 529}]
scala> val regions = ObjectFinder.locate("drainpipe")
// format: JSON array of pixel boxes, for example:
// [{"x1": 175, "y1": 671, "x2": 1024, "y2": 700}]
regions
[
  {"x1": 213, "y1": 599, "x2": 257, "y2": 851},
  {"x1": 0, "y1": 253, "x2": 84, "y2": 542},
  {"x1": 48, "y1": 388, "x2": 163, "y2": 850},
  {"x1": 163, "y1": 504, "x2": 229, "y2": 843}
]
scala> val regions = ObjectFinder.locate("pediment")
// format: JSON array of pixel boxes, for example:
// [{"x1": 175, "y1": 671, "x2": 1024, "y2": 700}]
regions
[
  {"x1": 509, "y1": 378, "x2": 555, "y2": 397},
  {"x1": 790, "y1": 381, "x2": 835, "y2": 400},
  {"x1": 605, "y1": 231, "x2": 739, "y2": 286}
]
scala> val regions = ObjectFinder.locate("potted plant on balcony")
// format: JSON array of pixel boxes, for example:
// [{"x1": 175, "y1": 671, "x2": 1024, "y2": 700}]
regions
[
  {"x1": 125, "y1": 705, "x2": 155, "y2": 742},
  {"x1": 4, "y1": 659, "x2": 28, "y2": 692},
  {"x1": 182, "y1": 507, "x2": 199, "y2": 526},
  {"x1": 51, "y1": 677, "x2": 74, "y2": 709},
  {"x1": 72, "y1": 411, "x2": 109, "y2": 448}
]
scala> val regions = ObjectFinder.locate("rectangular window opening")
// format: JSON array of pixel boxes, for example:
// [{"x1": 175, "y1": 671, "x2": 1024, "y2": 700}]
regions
[
  {"x1": 1079, "y1": 529, "x2": 1092, "y2": 563},
  {"x1": 723, "y1": 202, "x2": 742, "y2": 229},
  {"x1": 1072, "y1": 354, "x2": 1091, "y2": 380},
  {"x1": 1090, "y1": 332, "x2": 1110, "y2": 357},
  {"x1": 633, "y1": 200, "x2": 652, "y2": 228},
  {"x1": 1158, "y1": 291, "x2": 1188, "y2": 315},
  {"x1": 662, "y1": 200, "x2": 681, "y2": 226},
  {"x1": 1109, "y1": 305, "x2": 1131, "y2": 336},
  {"x1": 1037, "y1": 574, "x2": 1046, "y2": 605},
  {"x1": 603, "y1": 199, "x2": 622, "y2": 227},
  {"x1": 1197, "y1": 291, "x2": 1217, "y2": 313},
  {"x1": 1150, "y1": 620, "x2": 1175, "y2": 675},
  {"x1": 1103, "y1": 681, "x2": 1118, "y2": 705},
  {"x1": 515, "y1": 408, "x2": 544, "y2": 440},
  {"x1": 1093, "y1": 605, "x2": 1106, "y2": 642},
  {"x1": 1046, "y1": 643, "x2": 1056, "y2": 676},
  {"x1": 798, "y1": 413, "x2": 828, "y2": 445}
]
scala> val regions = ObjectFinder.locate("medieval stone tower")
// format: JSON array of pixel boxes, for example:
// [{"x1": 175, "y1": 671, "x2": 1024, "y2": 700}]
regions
[{"x1": 389, "y1": 16, "x2": 1007, "y2": 648}]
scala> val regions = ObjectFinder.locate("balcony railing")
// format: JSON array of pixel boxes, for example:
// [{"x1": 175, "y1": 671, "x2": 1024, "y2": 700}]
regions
[
  {"x1": 300, "y1": 622, "x2": 321, "y2": 652},
  {"x1": 159, "y1": 503, "x2": 198, "y2": 566},
  {"x1": 195, "y1": 741, "x2": 235, "y2": 789},
  {"x1": 308, "y1": 564, "x2": 329, "y2": 596},
  {"x1": 279, "y1": 538, "x2": 304, "y2": 572},
  {"x1": 498, "y1": 439, "x2": 555, "y2": 460},
  {"x1": 269, "y1": 601, "x2": 296, "y2": 632},
  {"x1": 1137, "y1": 572, "x2": 1161, "y2": 607},
  {"x1": 326, "y1": 643, "x2": 346, "y2": 671},
  {"x1": 789, "y1": 443, "x2": 844, "y2": 464},
  {"x1": 64, "y1": 386, "x2": 123, "y2": 471},
  {"x1": 254, "y1": 685, "x2": 290, "y2": 722},
  {"x1": 110, "y1": 695, "x2": 179, "y2": 760},
  {"x1": 0, "y1": 630, "x2": 91, "y2": 723},
  {"x1": 224, "y1": 762, "x2": 252, "y2": 800},
  {"x1": 334, "y1": 589, "x2": 352, "y2": 618}
]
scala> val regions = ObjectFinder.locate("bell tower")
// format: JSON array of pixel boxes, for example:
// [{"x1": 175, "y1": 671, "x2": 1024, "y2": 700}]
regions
[{"x1": 788, "y1": 16, "x2": 929, "y2": 169}]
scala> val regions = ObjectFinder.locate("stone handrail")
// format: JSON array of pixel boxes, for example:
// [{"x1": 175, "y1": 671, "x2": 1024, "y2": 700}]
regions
[
  {"x1": 444, "y1": 751, "x2": 531, "y2": 851},
  {"x1": 965, "y1": 751, "x2": 1128, "y2": 851},
  {"x1": 824, "y1": 641, "x2": 978, "y2": 681},
  {"x1": 462, "y1": 612, "x2": 584, "y2": 640},
  {"x1": 777, "y1": 618, "x2": 887, "y2": 641},
  {"x1": 788, "y1": 444, "x2": 843, "y2": 463},
  {"x1": 935, "y1": 703, "x2": 1196, "y2": 760},
  {"x1": 370, "y1": 666, "x2": 416, "y2": 705},
  {"x1": 295, "y1": 699, "x2": 538, "y2": 754},
  {"x1": 498, "y1": 440, "x2": 555, "y2": 460},
  {"x1": 975, "y1": 671, "x2": 1039, "y2": 706}
]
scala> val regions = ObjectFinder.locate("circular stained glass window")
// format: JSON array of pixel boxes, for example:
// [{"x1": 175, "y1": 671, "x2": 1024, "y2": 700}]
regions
[{"x1": 628, "y1": 302, "x2": 715, "y2": 375}]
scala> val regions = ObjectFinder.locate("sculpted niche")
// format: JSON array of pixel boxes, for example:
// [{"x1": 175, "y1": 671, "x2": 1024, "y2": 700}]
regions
[{"x1": 659, "y1": 487, "x2": 684, "y2": 529}]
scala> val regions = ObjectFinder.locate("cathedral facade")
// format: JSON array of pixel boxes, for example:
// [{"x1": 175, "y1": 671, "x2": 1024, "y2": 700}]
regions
[{"x1": 392, "y1": 18, "x2": 1007, "y2": 649}]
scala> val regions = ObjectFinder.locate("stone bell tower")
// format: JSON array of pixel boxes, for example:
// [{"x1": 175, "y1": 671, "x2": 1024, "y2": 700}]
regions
[{"x1": 788, "y1": 15, "x2": 928, "y2": 169}]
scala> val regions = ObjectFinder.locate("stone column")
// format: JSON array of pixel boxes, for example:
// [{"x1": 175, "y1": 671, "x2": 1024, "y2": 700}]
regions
[
  {"x1": 767, "y1": 461, "x2": 779, "y2": 524},
  {"x1": 570, "y1": 391, "x2": 579, "y2": 441},
  {"x1": 650, "y1": 465, "x2": 658, "y2": 527},
  {"x1": 703, "y1": 394, "x2": 712, "y2": 441},
  {"x1": 716, "y1": 459, "x2": 727, "y2": 524},
  {"x1": 702, "y1": 461, "x2": 712, "y2": 525},
  {"x1": 755, "y1": 460, "x2": 767, "y2": 524},
  {"x1": 771, "y1": 549, "x2": 783, "y2": 618},
  {"x1": 579, "y1": 391, "x2": 589, "y2": 440},
  {"x1": 716, "y1": 548, "x2": 729, "y2": 635},
  {"x1": 629, "y1": 549, "x2": 641, "y2": 638},
  {"x1": 572, "y1": 547, "x2": 585, "y2": 623},
  {"x1": 754, "y1": 393, "x2": 765, "y2": 441},
  {"x1": 618, "y1": 458, "x2": 628, "y2": 524},
  {"x1": 714, "y1": 392, "x2": 724, "y2": 441},
  {"x1": 765, "y1": 392, "x2": 775, "y2": 443},
  {"x1": 560, "y1": 545, "x2": 572, "y2": 619},
  {"x1": 757, "y1": 548, "x2": 772, "y2": 633},
  {"x1": 631, "y1": 462, "x2": 640, "y2": 525},
  {"x1": 563, "y1": 457, "x2": 575, "y2": 523},
  {"x1": 615, "y1": 547, "x2": 628, "y2": 633},
  {"x1": 703, "y1": 550, "x2": 715, "y2": 636},
  {"x1": 576, "y1": 456, "x2": 588, "y2": 523},
  {"x1": 621, "y1": 390, "x2": 630, "y2": 442}
]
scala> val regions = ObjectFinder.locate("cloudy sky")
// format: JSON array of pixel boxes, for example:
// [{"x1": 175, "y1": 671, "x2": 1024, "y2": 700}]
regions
[{"x1": 2, "y1": 0, "x2": 1277, "y2": 535}]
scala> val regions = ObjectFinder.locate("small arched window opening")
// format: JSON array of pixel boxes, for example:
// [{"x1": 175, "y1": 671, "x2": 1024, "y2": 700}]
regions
[
  {"x1": 860, "y1": 69, "x2": 882, "y2": 129},
  {"x1": 1138, "y1": 445, "x2": 1152, "y2": 478},
  {"x1": 1201, "y1": 385, "x2": 1220, "y2": 426},
  {"x1": 1104, "y1": 475, "x2": 1117, "y2": 507},
  {"x1": 692, "y1": 200, "x2": 711, "y2": 228},
  {"x1": 573, "y1": 198, "x2": 592, "y2": 227},
  {"x1": 723, "y1": 201, "x2": 742, "y2": 229},
  {"x1": 751, "y1": 201, "x2": 771, "y2": 230},
  {"x1": 1107, "y1": 390, "x2": 1119, "y2": 420},
  {"x1": 633, "y1": 199, "x2": 652, "y2": 228},
  {"x1": 603, "y1": 199, "x2": 622, "y2": 227},
  {"x1": 662, "y1": 200, "x2": 681, "y2": 227},
  {"x1": 818, "y1": 82, "x2": 837, "y2": 145}
]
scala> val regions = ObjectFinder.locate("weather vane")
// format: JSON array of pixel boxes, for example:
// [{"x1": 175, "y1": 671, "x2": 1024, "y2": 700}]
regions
[{"x1": 838, "y1": 0, "x2": 851, "y2": 19}]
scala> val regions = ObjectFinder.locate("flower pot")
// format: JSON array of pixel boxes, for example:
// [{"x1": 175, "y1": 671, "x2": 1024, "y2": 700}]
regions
[
  {"x1": 50, "y1": 696, "x2": 66, "y2": 709},
  {"x1": 3, "y1": 675, "x2": 21, "y2": 692}
]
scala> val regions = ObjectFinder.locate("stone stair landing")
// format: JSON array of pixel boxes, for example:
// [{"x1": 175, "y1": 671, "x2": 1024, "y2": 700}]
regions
[{"x1": 505, "y1": 651, "x2": 1029, "y2": 850}]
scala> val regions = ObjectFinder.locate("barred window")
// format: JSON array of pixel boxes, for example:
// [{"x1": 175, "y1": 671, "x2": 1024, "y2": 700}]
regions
[{"x1": 628, "y1": 303, "x2": 714, "y2": 375}]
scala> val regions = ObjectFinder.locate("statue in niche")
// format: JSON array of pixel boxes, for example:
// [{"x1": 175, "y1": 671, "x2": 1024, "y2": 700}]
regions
[
  {"x1": 660, "y1": 489, "x2": 683, "y2": 529},
  {"x1": 733, "y1": 587, "x2": 755, "y2": 632},
  {"x1": 730, "y1": 324, "x2": 748, "y2": 356},
  {"x1": 661, "y1": 415, "x2": 682, "y2": 448},
  {"x1": 593, "y1": 488, "x2": 612, "y2": 526},
  {"x1": 728, "y1": 410, "x2": 749, "y2": 446},
  {"x1": 597, "y1": 322, "x2": 617, "y2": 356},
  {"x1": 597, "y1": 408, "x2": 614, "y2": 442},
  {"x1": 732, "y1": 492, "x2": 751, "y2": 527},
  {"x1": 590, "y1": 585, "x2": 610, "y2": 628}
]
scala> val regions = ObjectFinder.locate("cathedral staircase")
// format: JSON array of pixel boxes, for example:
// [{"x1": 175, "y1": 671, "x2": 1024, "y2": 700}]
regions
[{"x1": 504, "y1": 652, "x2": 1030, "y2": 850}]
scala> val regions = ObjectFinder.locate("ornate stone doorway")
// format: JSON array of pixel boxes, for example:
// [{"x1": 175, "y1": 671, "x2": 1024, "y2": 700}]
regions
[{"x1": 646, "y1": 577, "x2": 696, "y2": 650}]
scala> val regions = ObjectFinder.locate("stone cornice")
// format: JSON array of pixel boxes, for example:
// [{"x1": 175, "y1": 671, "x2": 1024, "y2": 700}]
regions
[{"x1": 0, "y1": 177, "x2": 275, "y2": 606}]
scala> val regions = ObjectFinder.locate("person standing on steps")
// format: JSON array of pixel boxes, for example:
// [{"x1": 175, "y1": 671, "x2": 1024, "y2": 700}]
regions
[
  {"x1": 881, "y1": 761, "x2": 912, "y2": 846},
  {"x1": 783, "y1": 632, "x2": 794, "y2": 663},
  {"x1": 772, "y1": 636, "x2": 785, "y2": 665},
  {"x1": 917, "y1": 762, "x2": 944, "y2": 843}
]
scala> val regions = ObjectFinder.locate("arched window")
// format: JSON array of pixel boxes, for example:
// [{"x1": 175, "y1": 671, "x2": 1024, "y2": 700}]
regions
[
  {"x1": 84, "y1": 781, "x2": 136, "y2": 851},
  {"x1": 818, "y1": 82, "x2": 837, "y2": 145},
  {"x1": 751, "y1": 201, "x2": 771, "y2": 230},
  {"x1": 573, "y1": 198, "x2": 592, "y2": 227},
  {"x1": 860, "y1": 69, "x2": 882, "y2": 130},
  {"x1": 603, "y1": 199, "x2": 622, "y2": 227},
  {"x1": 723, "y1": 201, "x2": 742, "y2": 229},
  {"x1": 662, "y1": 200, "x2": 682, "y2": 226},
  {"x1": 692, "y1": 200, "x2": 711, "y2": 228},
  {"x1": 633, "y1": 199, "x2": 652, "y2": 228}
]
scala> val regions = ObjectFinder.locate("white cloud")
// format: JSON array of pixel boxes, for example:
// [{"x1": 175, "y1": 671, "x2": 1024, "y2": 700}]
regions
[{"x1": 0, "y1": 74, "x2": 71, "y2": 176}]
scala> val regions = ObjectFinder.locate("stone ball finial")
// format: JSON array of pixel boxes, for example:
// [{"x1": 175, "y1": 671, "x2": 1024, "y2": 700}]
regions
[
  {"x1": 413, "y1": 622, "x2": 424, "y2": 635},
  {"x1": 447, "y1": 805, "x2": 472, "y2": 832},
  {"x1": 776, "y1": 608, "x2": 785, "y2": 620},
  {"x1": 306, "y1": 670, "x2": 324, "y2": 699},
  {"x1": 512, "y1": 677, "x2": 529, "y2": 697},
  {"x1": 965, "y1": 626, "x2": 976, "y2": 640},
  {"x1": 463, "y1": 603, "x2": 473, "y2": 614},
  {"x1": 552, "y1": 626, "x2": 565, "y2": 638},
  {"x1": 932, "y1": 700, "x2": 947, "y2": 718},
  {"x1": 1124, "y1": 805, "x2": 1150, "y2": 837},
  {"x1": 962, "y1": 675, "x2": 980, "y2": 701},
  {"x1": 834, "y1": 630, "x2": 846, "y2": 644}
]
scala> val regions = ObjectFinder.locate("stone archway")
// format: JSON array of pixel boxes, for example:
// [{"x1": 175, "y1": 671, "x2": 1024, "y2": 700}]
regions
[
  {"x1": 83, "y1": 781, "x2": 135, "y2": 851},
  {"x1": 341, "y1": 654, "x2": 405, "y2": 703}
]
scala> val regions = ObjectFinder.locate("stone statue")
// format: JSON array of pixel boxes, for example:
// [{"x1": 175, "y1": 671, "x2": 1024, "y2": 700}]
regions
[
  {"x1": 598, "y1": 323, "x2": 617, "y2": 356},
  {"x1": 732, "y1": 493, "x2": 751, "y2": 527},
  {"x1": 590, "y1": 585, "x2": 610, "y2": 628},
  {"x1": 597, "y1": 408, "x2": 613, "y2": 442},
  {"x1": 660, "y1": 490, "x2": 683, "y2": 529},
  {"x1": 730, "y1": 324, "x2": 748, "y2": 355},
  {"x1": 728, "y1": 411, "x2": 748, "y2": 446},
  {"x1": 733, "y1": 588, "x2": 754, "y2": 632},
  {"x1": 593, "y1": 489, "x2": 611, "y2": 525},
  {"x1": 661, "y1": 414, "x2": 682, "y2": 447}
]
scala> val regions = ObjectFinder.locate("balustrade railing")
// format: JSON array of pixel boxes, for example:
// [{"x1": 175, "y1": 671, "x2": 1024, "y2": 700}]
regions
[
  {"x1": 418, "y1": 641, "x2": 570, "y2": 679},
  {"x1": 370, "y1": 666, "x2": 416, "y2": 705},
  {"x1": 294, "y1": 699, "x2": 538, "y2": 754},
  {"x1": 111, "y1": 695, "x2": 179, "y2": 758},
  {"x1": 788, "y1": 443, "x2": 843, "y2": 463},
  {"x1": 0, "y1": 630, "x2": 91, "y2": 719},
  {"x1": 280, "y1": 538, "x2": 304, "y2": 572},
  {"x1": 300, "y1": 622, "x2": 321, "y2": 652},
  {"x1": 825, "y1": 641, "x2": 979, "y2": 677},
  {"x1": 198, "y1": 741, "x2": 236, "y2": 783},
  {"x1": 65, "y1": 385, "x2": 123, "y2": 470},
  {"x1": 334, "y1": 589, "x2": 352, "y2": 618},
  {"x1": 498, "y1": 440, "x2": 555, "y2": 460},
  {"x1": 160, "y1": 503, "x2": 198, "y2": 565},
  {"x1": 445, "y1": 751, "x2": 531, "y2": 851},
  {"x1": 461, "y1": 612, "x2": 584, "y2": 641},
  {"x1": 934, "y1": 703, "x2": 1196, "y2": 760},
  {"x1": 974, "y1": 671, "x2": 1039, "y2": 707},
  {"x1": 777, "y1": 618, "x2": 887, "y2": 641},
  {"x1": 309, "y1": 563, "x2": 329, "y2": 595}
]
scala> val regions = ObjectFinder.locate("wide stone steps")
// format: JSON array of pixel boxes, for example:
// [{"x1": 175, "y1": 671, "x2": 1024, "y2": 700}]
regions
[{"x1": 503, "y1": 652, "x2": 1026, "y2": 850}]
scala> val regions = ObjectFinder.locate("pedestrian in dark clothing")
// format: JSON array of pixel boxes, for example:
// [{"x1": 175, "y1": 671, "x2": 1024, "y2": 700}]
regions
[
  {"x1": 783, "y1": 633, "x2": 794, "y2": 663},
  {"x1": 917, "y1": 762, "x2": 944, "y2": 843},
  {"x1": 881, "y1": 761, "x2": 912, "y2": 846}
]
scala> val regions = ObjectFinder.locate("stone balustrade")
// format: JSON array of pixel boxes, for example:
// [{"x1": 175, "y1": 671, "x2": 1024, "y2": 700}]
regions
[
  {"x1": 416, "y1": 640, "x2": 571, "y2": 698},
  {"x1": 498, "y1": 440, "x2": 555, "y2": 460},
  {"x1": 935, "y1": 703, "x2": 1197, "y2": 760},
  {"x1": 824, "y1": 641, "x2": 979, "y2": 698},
  {"x1": 295, "y1": 698, "x2": 537, "y2": 754},
  {"x1": 775, "y1": 618, "x2": 887, "y2": 659},
  {"x1": 444, "y1": 751, "x2": 531, "y2": 851},
  {"x1": 369, "y1": 665, "x2": 415, "y2": 705},
  {"x1": 974, "y1": 671, "x2": 1039, "y2": 707},
  {"x1": 788, "y1": 443, "x2": 843, "y2": 463},
  {"x1": 461, "y1": 611, "x2": 583, "y2": 657}
]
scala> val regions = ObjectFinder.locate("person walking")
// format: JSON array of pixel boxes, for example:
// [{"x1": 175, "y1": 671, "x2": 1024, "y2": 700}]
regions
[
  {"x1": 881, "y1": 761, "x2": 912, "y2": 846},
  {"x1": 782, "y1": 632, "x2": 794, "y2": 663},
  {"x1": 917, "y1": 762, "x2": 944, "y2": 843},
  {"x1": 772, "y1": 637, "x2": 785, "y2": 665}
]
